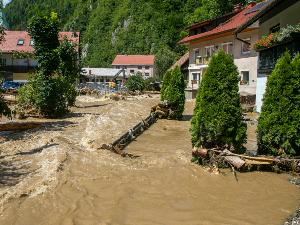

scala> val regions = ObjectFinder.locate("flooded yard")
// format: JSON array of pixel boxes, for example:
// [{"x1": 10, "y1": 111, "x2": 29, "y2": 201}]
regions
[{"x1": 0, "y1": 95, "x2": 298, "y2": 225}]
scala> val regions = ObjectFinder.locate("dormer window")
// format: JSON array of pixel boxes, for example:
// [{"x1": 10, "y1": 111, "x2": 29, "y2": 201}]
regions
[
  {"x1": 30, "y1": 40, "x2": 34, "y2": 46},
  {"x1": 17, "y1": 39, "x2": 24, "y2": 45}
]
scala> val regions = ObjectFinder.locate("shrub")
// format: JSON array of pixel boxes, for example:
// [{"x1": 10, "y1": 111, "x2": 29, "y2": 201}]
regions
[
  {"x1": 257, "y1": 52, "x2": 300, "y2": 155},
  {"x1": 190, "y1": 50, "x2": 247, "y2": 153},
  {"x1": 161, "y1": 65, "x2": 186, "y2": 120},
  {"x1": 125, "y1": 74, "x2": 145, "y2": 92}
]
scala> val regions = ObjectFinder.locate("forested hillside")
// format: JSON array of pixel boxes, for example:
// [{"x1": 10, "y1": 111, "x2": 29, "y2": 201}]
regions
[{"x1": 4, "y1": 0, "x2": 256, "y2": 67}]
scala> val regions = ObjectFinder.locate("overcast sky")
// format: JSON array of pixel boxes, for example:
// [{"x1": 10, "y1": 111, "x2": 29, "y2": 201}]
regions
[{"x1": 3, "y1": 0, "x2": 11, "y2": 7}]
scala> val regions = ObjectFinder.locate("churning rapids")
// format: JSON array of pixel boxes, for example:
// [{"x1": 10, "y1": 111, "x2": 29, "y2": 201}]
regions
[{"x1": 0, "y1": 94, "x2": 299, "y2": 225}]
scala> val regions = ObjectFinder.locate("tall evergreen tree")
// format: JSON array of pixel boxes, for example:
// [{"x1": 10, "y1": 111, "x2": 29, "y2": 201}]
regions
[
  {"x1": 190, "y1": 50, "x2": 246, "y2": 153},
  {"x1": 257, "y1": 52, "x2": 300, "y2": 155},
  {"x1": 160, "y1": 70, "x2": 171, "y2": 101},
  {"x1": 161, "y1": 65, "x2": 186, "y2": 120}
]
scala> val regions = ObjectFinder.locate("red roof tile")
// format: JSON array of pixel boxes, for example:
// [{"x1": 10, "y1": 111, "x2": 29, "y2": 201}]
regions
[
  {"x1": 112, "y1": 55, "x2": 155, "y2": 65},
  {"x1": 0, "y1": 31, "x2": 79, "y2": 53},
  {"x1": 168, "y1": 52, "x2": 189, "y2": 71},
  {"x1": 177, "y1": 1, "x2": 267, "y2": 45}
]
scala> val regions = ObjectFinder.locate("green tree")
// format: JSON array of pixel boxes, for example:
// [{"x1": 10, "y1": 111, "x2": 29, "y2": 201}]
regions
[
  {"x1": 17, "y1": 13, "x2": 81, "y2": 118},
  {"x1": 125, "y1": 74, "x2": 145, "y2": 92},
  {"x1": 160, "y1": 70, "x2": 171, "y2": 101},
  {"x1": 257, "y1": 52, "x2": 300, "y2": 155},
  {"x1": 144, "y1": 76, "x2": 161, "y2": 91},
  {"x1": 190, "y1": 50, "x2": 246, "y2": 153},
  {"x1": 161, "y1": 65, "x2": 186, "y2": 120},
  {"x1": 154, "y1": 46, "x2": 176, "y2": 78}
]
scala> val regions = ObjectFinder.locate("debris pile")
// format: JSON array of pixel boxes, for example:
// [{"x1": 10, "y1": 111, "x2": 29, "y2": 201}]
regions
[
  {"x1": 192, "y1": 147, "x2": 300, "y2": 178},
  {"x1": 150, "y1": 100, "x2": 176, "y2": 119}
]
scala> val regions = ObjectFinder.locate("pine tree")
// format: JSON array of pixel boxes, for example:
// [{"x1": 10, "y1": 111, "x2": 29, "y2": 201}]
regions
[
  {"x1": 161, "y1": 65, "x2": 186, "y2": 120},
  {"x1": 160, "y1": 70, "x2": 171, "y2": 101},
  {"x1": 257, "y1": 52, "x2": 300, "y2": 155},
  {"x1": 190, "y1": 50, "x2": 247, "y2": 153}
]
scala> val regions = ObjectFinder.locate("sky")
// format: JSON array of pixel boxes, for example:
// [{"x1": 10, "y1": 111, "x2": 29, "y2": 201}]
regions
[{"x1": 3, "y1": 0, "x2": 11, "y2": 7}]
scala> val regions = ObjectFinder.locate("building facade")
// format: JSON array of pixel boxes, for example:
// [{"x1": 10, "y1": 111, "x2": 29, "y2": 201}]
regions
[{"x1": 112, "y1": 55, "x2": 156, "y2": 78}]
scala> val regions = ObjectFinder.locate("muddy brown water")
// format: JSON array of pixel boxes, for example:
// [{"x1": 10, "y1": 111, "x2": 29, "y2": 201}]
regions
[{"x1": 0, "y1": 95, "x2": 299, "y2": 225}]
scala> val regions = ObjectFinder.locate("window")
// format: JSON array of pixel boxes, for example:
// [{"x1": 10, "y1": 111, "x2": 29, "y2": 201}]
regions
[
  {"x1": 138, "y1": 66, "x2": 143, "y2": 69},
  {"x1": 222, "y1": 42, "x2": 233, "y2": 55},
  {"x1": 205, "y1": 45, "x2": 215, "y2": 57},
  {"x1": 270, "y1": 23, "x2": 280, "y2": 34},
  {"x1": 17, "y1": 39, "x2": 24, "y2": 45},
  {"x1": 123, "y1": 66, "x2": 127, "y2": 69},
  {"x1": 30, "y1": 40, "x2": 34, "y2": 46},
  {"x1": 241, "y1": 71, "x2": 249, "y2": 84},
  {"x1": 145, "y1": 73, "x2": 149, "y2": 76},
  {"x1": 242, "y1": 39, "x2": 251, "y2": 54},
  {"x1": 194, "y1": 49, "x2": 199, "y2": 63},
  {"x1": 116, "y1": 66, "x2": 120, "y2": 69},
  {"x1": 130, "y1": 70, "x2": 134, "y2": 74},
  {"x1": 1, "y1": 59, "x2": 6, "y2": 66},
  {"x1": 68, "y1": 40, "x2": 73, "y2": 45},
  {"x1": 145, "y1": 66, "x2": 149, "y2": 70}
]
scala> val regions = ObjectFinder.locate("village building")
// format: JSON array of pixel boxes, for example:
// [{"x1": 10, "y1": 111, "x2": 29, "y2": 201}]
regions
[
  {"x1": 168, "y1": 51, "x2": 189, "y2": 80},
  {"x1": 0, "y1": 31, "x2": 80, "y2": 83},
  {"x1": 177, "y1": 1, "x2": 270, "y2": 103},
  {"x1": 112, "y1": 55, "x2": 157, "y2": 78},
  {"x1": 80, "y1": 68, "x2": 127, "y2": 84},
  {"x1": 234, "y1": 0, "x2": 300, "y2": 113}
]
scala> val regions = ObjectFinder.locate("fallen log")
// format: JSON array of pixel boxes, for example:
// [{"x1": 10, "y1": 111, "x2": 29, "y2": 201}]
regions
[
  {"x1": 151, "y1": 104, "x2": 159, "y2": 110},
  {"x1": 0, "y1": 122, "x2": 44, "y2": 131},
  {"x1": 223, "y1": 150, "x2": 245, "y2": 169},
  {"x1": 156, "y1": 109, "x2": 168, "y2": 117},
  {"x1": 192, "y1": 147, "x2": 208, "y2": 158},
  {"x1": 156, "y1": 106, "x2": 169, "y2": 112}
]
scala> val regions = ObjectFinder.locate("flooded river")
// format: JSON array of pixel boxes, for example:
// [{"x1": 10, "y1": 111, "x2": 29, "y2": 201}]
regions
[{"x1": 0, "y1": 95, "x2": 299, "y2": 224}]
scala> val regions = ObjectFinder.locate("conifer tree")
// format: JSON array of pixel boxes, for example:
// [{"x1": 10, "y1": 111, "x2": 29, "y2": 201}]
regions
[
  {"x1": 160, "y1": 70, "x2": 171, "y2": 101},
  {"x1": 161, "y1": 65, "x2": 186, "y2": 120},
  {"x1": 190, "y1": 50, "x2": 246, "y2": 153},
  {"x1": 257, "y1": 52, "x2": 300, "y2": 155}
]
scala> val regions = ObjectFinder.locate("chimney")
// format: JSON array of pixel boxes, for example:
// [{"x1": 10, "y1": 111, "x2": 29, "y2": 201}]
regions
[
  {"x1": 234, "y1": 4, "x2": 241, "y2": 11},
  {"x1": 248, "y1": 1, "x2": 256, "y2": 7},
  {"x1": 89, "y1": 70, "x2": 91, "y2": 75}
]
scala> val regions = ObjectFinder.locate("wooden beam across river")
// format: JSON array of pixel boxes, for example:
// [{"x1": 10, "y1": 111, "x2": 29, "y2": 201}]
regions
[{"x1": 0, "y1": 122, "x2": 44, "y2": 131}]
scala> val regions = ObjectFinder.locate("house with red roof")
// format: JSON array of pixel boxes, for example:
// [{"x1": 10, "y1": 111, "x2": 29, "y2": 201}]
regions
[
  {"x1": 178, "y1": 1, "x2": 268, "y2": 99},
  {"x1": 0, "y1": 31, "x2": 79, "y2": 82},
  {"x1": 112, "y1": 55, "x2": 156, "y2": 78}
]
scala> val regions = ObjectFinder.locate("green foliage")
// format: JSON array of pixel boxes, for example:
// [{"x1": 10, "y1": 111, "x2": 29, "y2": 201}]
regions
[
  {"x1": 154, "y1": 47, "x2": 176, "y2": 78},
  {"x1": 257, "y1": 52, "x2": 300, "y2": 155},
  {"x1": 17, "y1": 13, "x2": 81, "y2": 118},
  {"x1": 160, "y1": 70, "x2": 171, "y2": 101},
  {"x1": 125, "y1": 74, "x2": 145, "y2": 92},
  {"x1": 190, "y1": 50, "x2": 246, "y2": 153},
  {"x1": 143, "y1": 76, "x2": 161, "y2": 91},
  {"x1": 161, "y1": 65, "x2": 186, "y2": 120}
]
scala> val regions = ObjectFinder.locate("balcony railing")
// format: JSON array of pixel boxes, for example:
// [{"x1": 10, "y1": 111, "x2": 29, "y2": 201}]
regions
[
  {"x1": 195, "y1": 56, "x2": 212, "y2": 65},
  {"x1": 0, "y1": 65, "x2": 39, "y2": 73},
  {"x1": 257, "y1": 33, "x2": 300, "y2": 74}
]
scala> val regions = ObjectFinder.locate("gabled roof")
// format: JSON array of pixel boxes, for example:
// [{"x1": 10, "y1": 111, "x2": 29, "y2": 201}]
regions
[
  {"x1": 168, "y1": 52, "x2": 189, "y2": 71},
  {"x1": 178, "y1": 2, "x2": 268, "y2": 45},
  {"x1": 234, "y1": 0, "x2": 283, "y2": 34},
  {"x1": 112, "y1": 55, "x2": 154, "y2": 65},
  {"x1": 0, "y1": 31, "x2": 80, "y2": 53},
  {"x1": 82, "y1": 68, "x2": 127, "y2": 77}
]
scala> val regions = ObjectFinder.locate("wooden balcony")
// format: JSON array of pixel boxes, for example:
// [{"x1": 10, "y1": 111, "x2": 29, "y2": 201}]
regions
[
  {"x1": 0, "y1": 65, "x2": 39, "y2": 73},
  {"x1": 196, "y1": 56, "x2": 212, "y2": 65},
  {"x1": 256, "y1": 33, "x2": 300, "y2": 74}
]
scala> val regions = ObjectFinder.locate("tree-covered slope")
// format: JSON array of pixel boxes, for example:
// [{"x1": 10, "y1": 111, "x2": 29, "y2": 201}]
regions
[{"x1": 4, "y1": 0, "x2": 254, "y2": 67}]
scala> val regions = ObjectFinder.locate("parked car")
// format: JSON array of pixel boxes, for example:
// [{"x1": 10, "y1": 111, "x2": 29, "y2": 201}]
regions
[{"x1": 1, "y1": 81, "x2": 24, "y2": 89}]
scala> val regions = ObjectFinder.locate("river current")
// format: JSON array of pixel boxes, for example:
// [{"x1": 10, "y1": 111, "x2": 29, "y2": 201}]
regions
[{"x1": 0, "y1": 95, "x2": 298, "y2": 225}]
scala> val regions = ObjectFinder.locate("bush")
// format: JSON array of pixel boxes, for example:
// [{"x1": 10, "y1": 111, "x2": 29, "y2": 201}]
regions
[
  {"x1": 190, "y1": 50, "x2": 247, "y2": 153},
  {"x1": 144, "y1": 76, "x2": 162, "y2": 91},
  {"x1": 161, "y1": 65, "x2": 186, "y2": 120},
  {"x1": 257, "y1": 52, "x2": 300, "y2": 155},
  {"x1": 125, "y1": 74, "x2": 145, "y2": 92}
]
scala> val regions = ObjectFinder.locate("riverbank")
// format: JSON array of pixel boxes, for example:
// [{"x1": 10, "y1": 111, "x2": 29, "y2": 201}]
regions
[{"x1": 0, "y1": 94, "x2": 299, "y2": 224}]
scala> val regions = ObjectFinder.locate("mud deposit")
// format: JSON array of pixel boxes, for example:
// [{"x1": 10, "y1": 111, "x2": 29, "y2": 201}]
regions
[{"x1": 0, "y1": 95, "x2": 299, "y2": 225}]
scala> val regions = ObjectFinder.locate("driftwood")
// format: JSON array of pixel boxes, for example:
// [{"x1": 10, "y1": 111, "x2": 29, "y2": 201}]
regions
[
  {"x1": 192, "y1": 147, "x2": 300, "y2": 174},
  {"x1": 0, "y1": 122, "x2": 44, "y2": 131}
]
